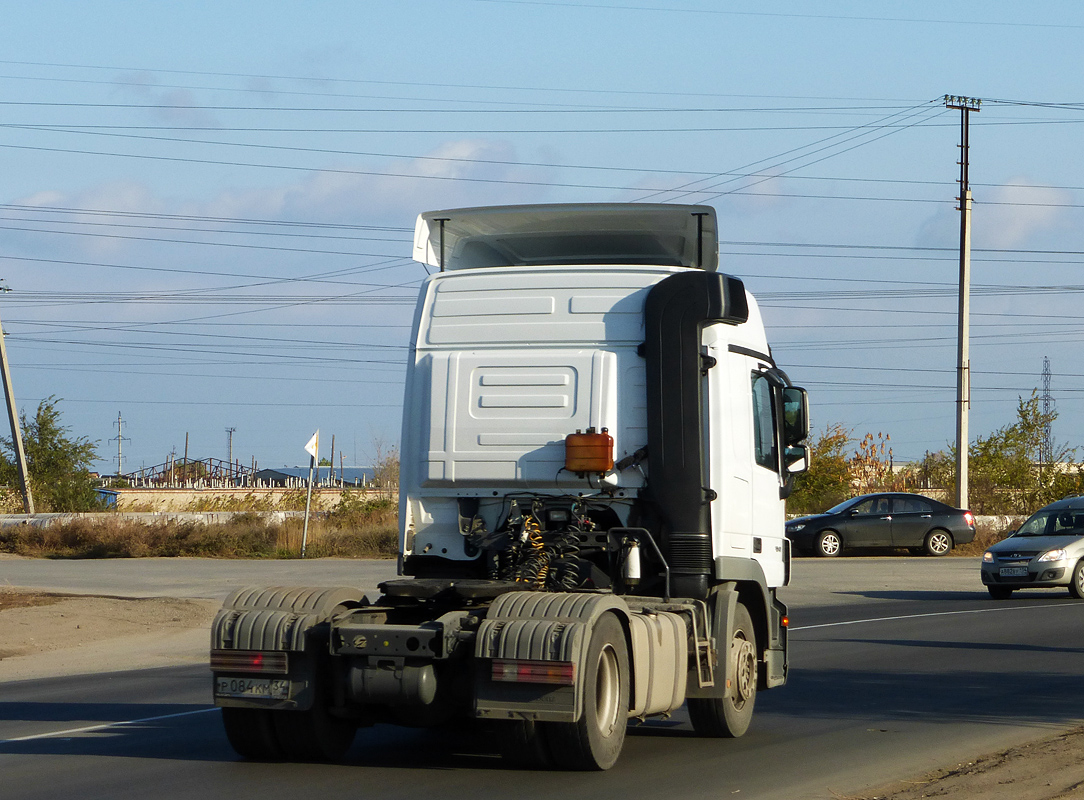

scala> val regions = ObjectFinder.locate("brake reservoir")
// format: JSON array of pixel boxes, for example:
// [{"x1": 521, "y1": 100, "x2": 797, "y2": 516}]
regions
[{"x1": 564, "y1": 427, "x2": 614, "y2": 475}]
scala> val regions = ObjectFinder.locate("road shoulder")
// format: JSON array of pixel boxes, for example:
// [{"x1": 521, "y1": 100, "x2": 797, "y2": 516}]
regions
[
  {"x1": 854, "y1": 726, "x2": 1084, "y2": 800},
  {"x1": 0, "y1": 588, "x2": 218, "y2": 683}
]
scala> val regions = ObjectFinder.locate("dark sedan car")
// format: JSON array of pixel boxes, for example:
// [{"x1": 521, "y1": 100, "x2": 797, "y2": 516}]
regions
[{"x1": 786, "y1": 492, "x2": 976, "y2": 557}]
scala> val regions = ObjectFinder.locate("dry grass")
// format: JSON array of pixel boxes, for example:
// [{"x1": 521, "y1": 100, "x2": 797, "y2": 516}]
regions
[
  {"x1": 0, "y1": 501, "x2": 398, "y2": 559},
  {"x1": 953, "y1": 515, "x2": 1026, "y2": 557}
]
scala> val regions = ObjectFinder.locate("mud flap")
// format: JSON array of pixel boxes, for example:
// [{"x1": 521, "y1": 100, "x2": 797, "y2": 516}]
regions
[{"x1": 473, "y1": 591, "x2": 629, "y2": 723}]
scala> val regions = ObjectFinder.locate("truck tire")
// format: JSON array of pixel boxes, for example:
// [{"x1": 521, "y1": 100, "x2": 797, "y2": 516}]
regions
[
  {"x1": 221, "y1": 707, "x2": 284, "y2": 761},
  {"x1": 500, "y1": 719, "x2": 553, "y2": 769},
  {"x1": 688, "y1": 602, "x2": 757, "y2": 738},
  {"x1": 273, "y1": 702, "x2": 357, "y2": 762},
  {"x1": 545, "y1": 612, "x2": 629, "y2": 770},
  {"x1": 274, "y1": 639, "x2": 357, "y2": 762}
]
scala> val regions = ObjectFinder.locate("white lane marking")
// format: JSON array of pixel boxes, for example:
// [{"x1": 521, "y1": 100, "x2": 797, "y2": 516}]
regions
[
  {"x1": 790, "y1": 601, "x2": 1076, "y2": 632},
  {"x1": 0, "y1": 707, "x2": 219, "y2": 744}
]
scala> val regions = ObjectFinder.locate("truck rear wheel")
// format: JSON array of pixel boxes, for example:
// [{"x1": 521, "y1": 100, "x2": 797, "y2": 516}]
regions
[
  {"x1": 546, "y1": 613, "x2": 629, "y2": 770},
  {"x1": 500, "y1": 719, "x2": 553, "y2": 768},
  {"x1": 273, "y1": 697, "x2": 357, "y2": 762},
  {"x1": 221, "y1": 707, "x2": 284, "y2": 761},
  {"x1": 688, "y1": 602, "x2": 757, "y2": 738}
]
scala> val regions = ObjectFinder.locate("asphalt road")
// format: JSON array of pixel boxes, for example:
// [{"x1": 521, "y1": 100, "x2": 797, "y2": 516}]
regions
[{"x1": 2, "y1": 557, "x2": 1083, "y2": 799}]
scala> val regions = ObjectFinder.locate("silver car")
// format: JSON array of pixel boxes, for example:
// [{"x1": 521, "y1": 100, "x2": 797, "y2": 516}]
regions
[{"x1": 981, "y1": 496, "x2": 1084, "y2": 599}]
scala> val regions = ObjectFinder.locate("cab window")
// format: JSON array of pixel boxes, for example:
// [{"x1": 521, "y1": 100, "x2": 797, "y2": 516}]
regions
[{"x1": 751, "y1": 373, "x2": 777, "y2": 471}]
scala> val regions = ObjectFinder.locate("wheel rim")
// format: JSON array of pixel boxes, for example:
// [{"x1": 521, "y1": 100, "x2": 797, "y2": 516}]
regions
[
  {"x1": 1077, "y1": 566, "x2": 1084, "y2": 595},
  {"x1": 821, "y1": 534, "x2": 839, "y2": 556},
  {"x1": 930, "y1": 533, "x2": 950, "y2": 554},
  {"x1": 593, "y1": 644, "x2": 621, "y2": 737},
  {"x1": 732, "y1": 634, "x2": 756, "y2": 706}
]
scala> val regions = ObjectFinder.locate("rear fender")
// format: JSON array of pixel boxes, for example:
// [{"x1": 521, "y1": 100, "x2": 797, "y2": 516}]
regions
[
  {"x1": 211, "y1": 586, "x2": 368, "y2": 711},
  {"x1": 474, "y1": 591, "x2": 630, "y2": 723}
]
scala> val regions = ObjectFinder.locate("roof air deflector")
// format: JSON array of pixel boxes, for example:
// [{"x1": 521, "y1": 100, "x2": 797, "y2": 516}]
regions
[{"x1": 413, "y1": 203, "x2": 719, "y2": 271}]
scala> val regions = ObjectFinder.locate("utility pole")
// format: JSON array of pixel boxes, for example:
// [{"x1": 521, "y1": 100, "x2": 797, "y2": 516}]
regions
[
  {"x1": 1041, "y1": 356, "x2": 1053, "y2": 465},
  {"x1": 0, "y1": 290, "x2": 33, "y2": 513},
  {"x1": 112, "y1": 412, "x2": 130, "y2": 478},
  {"x1": 945, "y1": 95, "x2": 980, "y2": 510}
]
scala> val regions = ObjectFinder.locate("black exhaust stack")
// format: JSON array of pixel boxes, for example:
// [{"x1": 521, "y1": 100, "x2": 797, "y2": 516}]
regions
[{"x1": 643, "y1": 271, "x2": 748, "y2": 599}]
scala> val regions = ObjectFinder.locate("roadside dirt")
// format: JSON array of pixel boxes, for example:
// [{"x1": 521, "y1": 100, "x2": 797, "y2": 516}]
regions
[
  {"x1": 853, "y1": 726, "x2": 1084, "y2": 799},
  {"x1": 2, "y1": 587, "x2": 1083, "y2": 798},
  {"x1": 0, "y1": 587, "x2": 219, "y2": 681}
]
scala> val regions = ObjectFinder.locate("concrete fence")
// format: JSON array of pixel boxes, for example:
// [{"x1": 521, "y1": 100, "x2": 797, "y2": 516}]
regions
[
  {"x1": 0, "y1": 512, "x2": 1022, "y2": 532},
  {"x1": 0, "y1": 510, "x2": 316, "y2": 527}
]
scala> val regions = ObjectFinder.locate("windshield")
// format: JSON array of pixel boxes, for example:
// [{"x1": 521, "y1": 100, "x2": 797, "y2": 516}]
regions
[
  {"x1": 1015, "y1": 509, "x2": 1084, "y2": 536},
  {"x1": 824, "y1": 498, "x2": 859, "y2": 515}
]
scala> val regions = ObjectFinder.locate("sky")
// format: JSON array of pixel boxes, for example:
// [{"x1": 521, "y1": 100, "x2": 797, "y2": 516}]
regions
[{"x1": 1, "y1": 1, "x2": 1083, "y2": 475}]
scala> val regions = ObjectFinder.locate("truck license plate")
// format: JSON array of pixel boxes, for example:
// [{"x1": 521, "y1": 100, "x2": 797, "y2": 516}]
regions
[
  {"x1": 215, "y1": 677, "x2": 290, "y2": 700},
  {"x1": 999, "y1": 567, "x2": 1028, "y2": 578}
]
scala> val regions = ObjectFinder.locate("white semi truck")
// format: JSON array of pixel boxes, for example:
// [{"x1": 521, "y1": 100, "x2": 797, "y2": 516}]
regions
[{"x1": 210, "y1": 203, "x2": 810, "y2": 770}]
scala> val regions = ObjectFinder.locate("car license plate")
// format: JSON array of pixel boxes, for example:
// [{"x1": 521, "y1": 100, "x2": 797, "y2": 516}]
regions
[
  {"x1": 999, "y1": 566, "x2": 1028, "y2": 578},
  {"x1": 215, "y1": 677, "x2": 290, "y2": 700}
]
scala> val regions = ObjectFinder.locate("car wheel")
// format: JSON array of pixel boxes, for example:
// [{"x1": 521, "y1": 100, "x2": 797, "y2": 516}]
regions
[
  {"x1": 816, "y1": 531, "x2": 841, "y2": 558},
  {"x1": 1069, "y1": 561, "x2": 1084, "y2": 599},
  {"x1": 923, "y1": 530, "x2": 952, "y2": 557},
  {"x1": 988, "y1": 585, "x2": 1014, "y2": 600}
]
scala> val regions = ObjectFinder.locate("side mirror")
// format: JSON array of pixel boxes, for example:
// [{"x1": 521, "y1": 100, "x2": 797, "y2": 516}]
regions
[
  {"x1": 782, "y1": 386, "x2": 809, "y2": 446},
  {"x1": 784, "y1": 444, "x2": 808, "y2": 474}
]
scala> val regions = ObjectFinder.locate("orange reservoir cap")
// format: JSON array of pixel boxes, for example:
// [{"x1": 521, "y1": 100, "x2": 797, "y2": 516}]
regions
[{"x1": 565, "y1": 427, "x2": 614, "y2": 474}]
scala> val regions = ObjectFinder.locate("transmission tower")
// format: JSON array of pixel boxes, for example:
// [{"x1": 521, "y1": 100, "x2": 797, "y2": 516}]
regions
[
  {"x1": 111, "y1": 412, "x2": 131, "y2": 476},
  {"x1": 225, "y1": 426, "x2": 237, "y2": 481},
  {"x1": 1041, "y1": 356, "x2": 1054, "y2": 464}
]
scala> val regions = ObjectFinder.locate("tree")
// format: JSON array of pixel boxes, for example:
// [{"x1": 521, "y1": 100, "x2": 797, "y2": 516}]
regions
[
  {"x1": 920, "y1": 393, "x2": 1084, "y2": 514},
  {"x1": 849, "y1": 431, "x2": 914, "y2": 494},
  {"x1": 787, "y1": 424, "x2": 852, "y2": 514},
  {"x1": 0, "y1": 396, "x2": 105, "y2": 512},
  {"x1": 370, "y1": 438, "x2": 400, "y2": 497}
]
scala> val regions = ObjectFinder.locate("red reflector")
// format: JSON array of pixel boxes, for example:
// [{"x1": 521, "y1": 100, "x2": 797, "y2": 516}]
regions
[
  {"x1": 210, "y1": 649, "x2": 288, "y2": 674},
  {"x1": 492, "y1": 659, "x2": 575, "y2": 686}
]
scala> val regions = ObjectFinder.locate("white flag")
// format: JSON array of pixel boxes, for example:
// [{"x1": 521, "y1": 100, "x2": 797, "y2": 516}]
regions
[{"x1": 304, "y1": 430, "x2": 319, "y2": 459}]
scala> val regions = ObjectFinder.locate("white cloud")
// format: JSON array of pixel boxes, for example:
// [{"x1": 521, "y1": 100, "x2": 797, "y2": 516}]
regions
[
  {"x1": 112, "y1": 72, "x2": 219, "y2": 128},
  {"x1": 974, "y1": 178, "x2": 1073, "y2": 249},
  {"x1": 188, "y1": 139, "x2": 554, "y2": 225},
  {"x1": 917, "y1": 176, "x2": 1073, "y2": 250}
]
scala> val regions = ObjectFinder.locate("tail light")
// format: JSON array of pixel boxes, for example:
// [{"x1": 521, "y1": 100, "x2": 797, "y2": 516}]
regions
[
  {"x1": 964, "y1": 511, "x2": 975, "y2": 526},
  {"x1": 210, "y1": 649, "x2": 288, "y2": 674},
  {"x1": 492, "y1": 659, "x2": 576, "y2": 686}
]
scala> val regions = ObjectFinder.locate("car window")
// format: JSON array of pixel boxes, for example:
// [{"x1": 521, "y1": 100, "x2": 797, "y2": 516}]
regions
[
  {"x1": 892, "y1": 497, "x2": 932, "y2": 514},
  {"x1": 1017, "y1": 510, "x2": 1084, "y2": 536},
  {"x1": 851, "y1": 498, "x2": 888, "y2": 515},
  {"x1": 1053, "y1": 512, "x2": 1084, "y2": 534}
]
